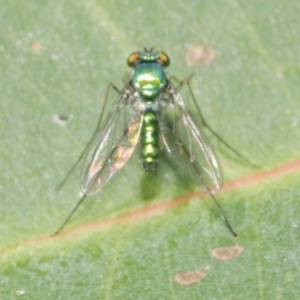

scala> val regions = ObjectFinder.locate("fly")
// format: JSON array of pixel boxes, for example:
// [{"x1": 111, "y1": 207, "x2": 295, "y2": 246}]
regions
[{"x1": 53, "y1": 48, "x2": 257, "y2": 236}]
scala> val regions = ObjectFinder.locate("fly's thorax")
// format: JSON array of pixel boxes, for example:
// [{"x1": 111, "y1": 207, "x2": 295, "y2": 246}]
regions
[
  {"x1": 141, "y1": 108, "x2": 160, "y2": 171},
  {"x1": 132, "y1": 62, "x2": 167, "y2": 100}
]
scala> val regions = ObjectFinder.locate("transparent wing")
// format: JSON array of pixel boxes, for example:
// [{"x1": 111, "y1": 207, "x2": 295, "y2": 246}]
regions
[
  {"x1": 160, "y1": 82, "x2": 223, "y2": 194},
  {"x1": 80, "y1": 84, "x2": 142, "y2": 195}
]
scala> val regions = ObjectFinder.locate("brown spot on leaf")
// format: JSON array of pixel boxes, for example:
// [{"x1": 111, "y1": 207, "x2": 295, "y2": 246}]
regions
[
  {"x1": 31, "y1": 42, "x2": 41, "y2": 53},
  {"x1": 211, "y1": 244, "x2": 244, "y2": 261},
  {"x1": 174, "y1": 271, "x2": 206, "y2": 285},
  {"x1": 185, "y1": 45, "x2": 217, "y2": 66}
]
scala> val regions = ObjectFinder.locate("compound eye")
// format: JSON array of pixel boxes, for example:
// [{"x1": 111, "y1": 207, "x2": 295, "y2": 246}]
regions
[
  {"x1": 157, "y1": 52, "x2": 170, "y2": 67},
  {"x1": 127, "y1": 52, "x2": 140, "y2": 67}
]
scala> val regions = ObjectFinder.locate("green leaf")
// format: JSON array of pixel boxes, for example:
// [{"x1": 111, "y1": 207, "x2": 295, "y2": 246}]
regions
[{"x1": 1, "y1": 0, "x2": 299, "y2": 299}]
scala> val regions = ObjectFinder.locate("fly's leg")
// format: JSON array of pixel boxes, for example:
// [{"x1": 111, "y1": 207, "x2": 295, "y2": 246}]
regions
[
  {"x1": 53, "y1": 143, "x2": 122, "y2": 236},
  {"x1": 56, "y1": 83, "x2": 122, "y2": 190},
  {"x1": 53, "y1": 84, "x2": 121, "y2": 236},
  {"x1": 163, "y1": 121, "x2": 238, "y2": 237},
  {"x1": 51, "y1": 193, "x2": 87, "y2": 236},
  {"x1": 52, "y1": 115, "x2": 133, "y2": 236}
]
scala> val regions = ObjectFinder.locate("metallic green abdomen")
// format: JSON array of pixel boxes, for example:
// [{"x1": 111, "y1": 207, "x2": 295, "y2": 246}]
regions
[{"x1": 141, "y1": 109, "x2": 160, "y2": 171}]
